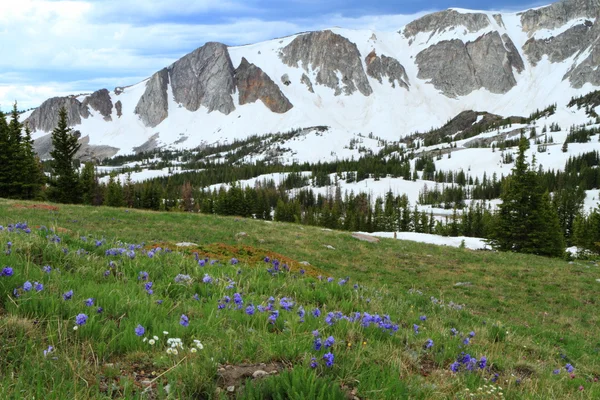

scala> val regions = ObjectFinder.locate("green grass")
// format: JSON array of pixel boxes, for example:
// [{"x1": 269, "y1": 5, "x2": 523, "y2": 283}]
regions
[{"x1": 0, "y1": 199, "x2": 599, "y2": 399}]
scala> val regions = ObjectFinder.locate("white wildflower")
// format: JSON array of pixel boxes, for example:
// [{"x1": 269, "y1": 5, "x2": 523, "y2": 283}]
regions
[{"x1": 149, "y1": 339, "x2": 155, "y2": 345}]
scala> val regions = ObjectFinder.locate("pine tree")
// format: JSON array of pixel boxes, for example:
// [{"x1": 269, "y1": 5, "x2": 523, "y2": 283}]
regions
[
  {"x1": 20, "y1": 123, "x2": 45, "y2": 199},
  {"x1": 80, "y1": 162, "x2": 97, "y2": 205},
  {"x1": 7, "y1": 104, "x2": 24, "y2": 197},
  {"x1": 490, "y1": 137, "x2": 565, "y2": 257},
  {"x1": 49, "y1": 107, "x2": 81, "y2": 203},
  {"x1": 0, "y1": 110, "x2": 11, "y2": 197}
]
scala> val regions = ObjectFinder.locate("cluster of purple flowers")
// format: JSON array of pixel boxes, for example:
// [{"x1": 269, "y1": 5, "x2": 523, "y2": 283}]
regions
[
  {"x1": 1, "y1": 267, "x2": 14, "y2": 277},
  {"x1": 4, "y1": 223, "x2": 31, "y2": 234},
  {"x1": 449, "y1": 353, "x2": 488, "y2": 373}
]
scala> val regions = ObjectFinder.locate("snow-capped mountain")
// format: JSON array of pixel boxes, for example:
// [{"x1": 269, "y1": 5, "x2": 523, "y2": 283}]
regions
[{"x1": 22, "y1": 0, "x2": 600, "y2": 161}]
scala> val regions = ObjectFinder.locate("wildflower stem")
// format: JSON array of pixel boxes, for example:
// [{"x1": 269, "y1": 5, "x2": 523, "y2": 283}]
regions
[{"x1": 150, "y1": 356, "x2": 188, "y2": 384}]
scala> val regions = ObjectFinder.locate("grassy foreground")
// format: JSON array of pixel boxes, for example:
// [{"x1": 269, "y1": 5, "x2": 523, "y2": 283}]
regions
[{"x1": 0, "y1": 199, "x2": 599, "y2": 399}]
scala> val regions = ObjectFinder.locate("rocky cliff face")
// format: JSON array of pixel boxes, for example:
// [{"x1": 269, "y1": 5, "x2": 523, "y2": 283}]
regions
[
  {"x1": 520, "y1": 0, "x2": 599, "y2": 33},
  {"x1": 82, "y1": 89, "x2": 113, "y2": 121},
  {"x1": 234, "y1": 58, "x2": 293, "y2": 113},
  {"x1": 523, "y1": 23, "x2": 594, "y2": 66},
  {"x1": 280, "y1": 30, "x2": 373, "y2": 96},
  {"x1": 564, "y1": 20, "x2": 600, "y2": 87},
  {"x1": 416, "y1": 32, "x2": 524, "y2": 96},
  {"x1": 403, "y1": 10, "x2": 490, "y2": 38},
  {"x1": 26, "y1": 96, "x2": 89, "y2": 132},
  {"x1": 365, "y1": 51, "x2": 409, "y2": 90},
  {"x1": 168, "y1": 42, "x2": 236, "y2": 115},
  {"x1": 134, "y1": 68, "x2": 170, "y2": 128}
]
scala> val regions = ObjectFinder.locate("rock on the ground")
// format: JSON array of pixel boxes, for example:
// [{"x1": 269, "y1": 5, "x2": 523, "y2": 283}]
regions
[{"x1": 351, "y1": 233, "x2": 380, "y2": 243}]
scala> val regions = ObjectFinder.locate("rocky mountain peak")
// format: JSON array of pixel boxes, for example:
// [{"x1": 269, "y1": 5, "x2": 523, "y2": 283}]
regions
[
  {"x1": 234, "y1": 57, "x2": 293, "y2": 113},
  {"x1": 403, "y1": 9, "x2": 490, "y2": 38},
  {"x1": 520, "y1": 0, "x2": 600, "y2": 34},
  {"x1": 280, "y1": 30, "x2": 373, "y2": 96}
]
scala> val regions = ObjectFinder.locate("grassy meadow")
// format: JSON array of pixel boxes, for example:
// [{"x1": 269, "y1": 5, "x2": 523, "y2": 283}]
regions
[{"x1": 0, "y1": 199, "x2": 598, "y2": 399}]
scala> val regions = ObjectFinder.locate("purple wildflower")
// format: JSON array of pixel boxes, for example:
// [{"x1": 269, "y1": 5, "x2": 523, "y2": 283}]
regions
[
  {"x1": 312, "y1": 330, "x2": 320, "y2": 337},
  {"x1": 310, "y1": 357, "x2": 318, "y2": 369},
  {"x1": 135, "y1": 324, "x2": 145, "y2": 336},
  {"x1": 63, "y1": 290, "x2": 73, "y2": 300},
  {"x1": 42, "y1": 265, "x2": 52, "y2": 273},
  {"x1": 75, "y1": 314, "x2": 88, "y2": 326},
  {"x1": 138, "y1": 271, "x2": 148, "y2": 281},
  {"x1": 246, "y1": 304, "x2": 255, "y2": 315},
  {"x1": 34, "y1": 282, "x2": 43, "y2": 292},
  {"x1": 1, "y1": 267, "x2": 14, "y2": 277},
  {"x1": 97, "y1": 307, "x2": 103, "y2": 313},
  {"x1": 468, "y1": 331, "x2": 476, "y2": 338},
  {"x1": 314, "y1": 338, "x2": 322, "y2": 351},
  {"x1": 565, "y1": 364, "x2": 574, "y2": 373},
  {"x1": 425, "y1": 339, "x2": 434, "y2": 349},
  {"x1": 180, "y1": 314, "x2": 189, "y2": 327},
  {"x1": 43, "y1": 346, "x2": 54, "y2": 357},
  {"x1": 478, "y1": 356, "x2": 487, "y2": 370},
  {"x1": 202, "y1": 274, "x2": 213, "y2": 284},
  {"x1": 463, "y1": 337, "x2": 470, "y2": 345},
  {"x1": 450, "y1": 328, "x2": 458, "y2": 336},
  {"x1": 450, "y1": 362, "x2": 460, "y2": 373},
  {"x1": 230, "y1": 258, "x2": 238, "y2": 265},
  {"x1": 553, "y1": 369, "x2": 560, "y2": 375},
  {"x1": 324, "y1": 336, "x2": 335, "y2": 348},
  {"x1": 312, "y1": 308, "x2": 321, "y2": 318},
  {"x1": 23, "y1": 281, "x2": 32, "y2": 292},
  {"x1": 413, "y1": 324, "x2": 419, "y2": 334},
  {"x1": 420, "y1": 316, "x2": 427, "y2": 321},
  {"x1": 268, "y1": 310, "x2": 279, "y2": 324},
  {"x1": 85, "y1": 298, "x2": 94, "y2": 306},
  {"x1": 323, "y1": 352, "x2": 334, "y2": 367}
]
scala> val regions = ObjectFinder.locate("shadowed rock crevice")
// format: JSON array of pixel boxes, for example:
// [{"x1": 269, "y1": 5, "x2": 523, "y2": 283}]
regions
[
  {"x1": 234, "y1": 58, "x2": 293, "y2": 113},
  {"x1": 280, "y1": 30, "x2": 373, "y2": 96}
]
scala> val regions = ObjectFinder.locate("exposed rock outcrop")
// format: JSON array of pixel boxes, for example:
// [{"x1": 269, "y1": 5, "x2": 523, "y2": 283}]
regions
[
  {"x1": 115, "y1": 101, "x2": 123, "y2": 118},
  {"x1": 168, "y1": 42, "x2": 236, "y2": 115},
  {"x1": 523, "y1": 23, "x2": 594, "y2": 66},
  {"x1": 133, "y1": 133, "x2": 160, "y2": 154},
  {"x1": 564, "y1": 21, "x2": 600, "y2": 87},
  {"x1": 82, "y1": 89, "x2": 113, "y2": 121},
  {"x1": 280, "y1": 30, "x2": 372, "y2": 96},
  {"x1": 134, "y1": 68, "x2": 169, "y2": 128},
  {"x1": 519, "y1": 0, "x2": 599, "y2": 34},
  {"x1": 301, "y1": 74, "x2": 314, "y2": 93},
  {"x1": 404, "y1": 10, "x2": 490, "y2": 37},
  {"x1": 26, "y1": 96, "x2": 89, "y2": 132},
  {"x1": 281, "y1": 74, "x2": 291, "y2": 86},
  {"x1": 416, "y1": 32, "x2": 524, "y2": 96},
  {"x1": 33, "y1": 132, "x2": 119, "y2": 161},
  {"x1": 365, "y1": 50, "x2": 409, "y2": 90},
  {"x1": 234, "y1": 58, "x2": 293, "y2": 113}
]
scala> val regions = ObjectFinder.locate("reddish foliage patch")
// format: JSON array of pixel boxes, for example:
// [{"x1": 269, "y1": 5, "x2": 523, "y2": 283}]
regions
[
  {"x1": 13, "y1": 203, "x2": 59, "y2": 211},
  {"x1": 146, "y1": 242, "x2": 325, "y2": 277}
]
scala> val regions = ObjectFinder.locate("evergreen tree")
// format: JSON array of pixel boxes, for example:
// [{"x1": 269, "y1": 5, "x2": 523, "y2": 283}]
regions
[
  {"x1": 0, "y1": 110, "x2": 12, "y2": 197},
  {"x1": 80, "y1": 162, "x2": 97, "y2": 205},
  {"x1": 20, "y1": 123, "x2": 46, "y2": 199},
  {"x1": 490, "y1": 137, "x2": 565, "y2": 257},
  {"x1": 49, "y1": 107, "x2": 81, "y2": 203},
  {"x1": 6, "y1": 104, "x2": 24, "y2": 197}
]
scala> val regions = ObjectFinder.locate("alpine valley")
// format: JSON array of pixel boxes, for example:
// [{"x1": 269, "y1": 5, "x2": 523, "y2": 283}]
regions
[{"x1": 13, "y1": 0, "x2": 600, "y2": 250}]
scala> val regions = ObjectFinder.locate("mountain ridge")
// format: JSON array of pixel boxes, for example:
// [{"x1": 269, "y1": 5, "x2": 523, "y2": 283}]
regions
[{"x1": 18, "y1": 0, "x2": 600, "y2": 161}]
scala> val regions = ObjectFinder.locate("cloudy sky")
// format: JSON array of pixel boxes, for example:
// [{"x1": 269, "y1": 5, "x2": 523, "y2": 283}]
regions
[{"x1": 0, "y1": 0, "x2": 546, "y2": 112}]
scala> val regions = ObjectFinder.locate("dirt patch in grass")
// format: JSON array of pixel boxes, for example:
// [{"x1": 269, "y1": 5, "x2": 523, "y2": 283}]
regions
[
  {"x1": 217, "y1": 361, "x2": 286, "y2": 390},
  {"x1": 146, "y1": 242, "x2": 326, "y2": 277},
  {"x1": 13, "y1": 203, "x2": 59, "y2": 211}
]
